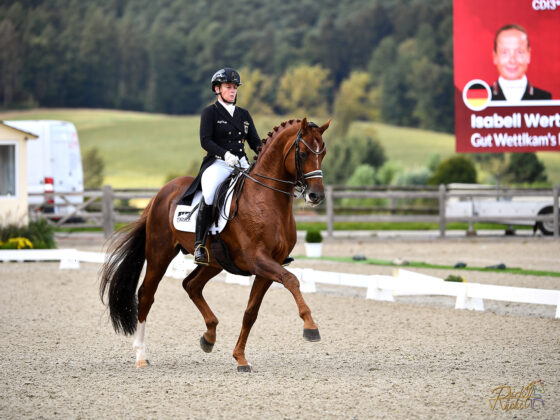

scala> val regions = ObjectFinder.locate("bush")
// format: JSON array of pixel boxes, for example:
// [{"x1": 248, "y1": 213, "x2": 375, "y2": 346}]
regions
[
  {"x1": 375, "y1": 161, "x2": 402, "y2": 185},
  {"x1": 0, "y1": 219, "x2": 56, "y2": 249},
  {"x1": 428, "y1": 155, "x2": 477, "y2": 185},
  {"x1": 347, "y1": 164, "x2": 377, "y2": 187},
  {"x1": 323, "y1": 132, "x2": 386, "y2": 185},
  {"x1": 503, "y1": 153, "x2": 547, "y2": 184},
  {"x1": 342, "y1": 164, "x2": 383, "y2": 208},
  {"x1": 394, "y1": 167, "x2": 431, "y2": 186},
  {"x1": 305, "y1": 229, "x2": 322, "y2": 243}
]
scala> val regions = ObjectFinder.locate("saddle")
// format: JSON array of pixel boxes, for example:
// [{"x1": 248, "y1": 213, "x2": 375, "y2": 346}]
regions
[{"x1": 173, "y1": 169, "x2": 250, "y2": 276}]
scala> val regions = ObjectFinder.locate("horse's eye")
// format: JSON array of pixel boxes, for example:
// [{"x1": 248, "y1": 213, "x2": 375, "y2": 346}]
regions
[{"x1": 299, "y1": 152, "x2": 307, "y2": 159}]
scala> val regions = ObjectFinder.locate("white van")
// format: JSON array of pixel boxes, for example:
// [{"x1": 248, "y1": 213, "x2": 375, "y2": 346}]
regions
[{"x1": 3, "y1": 120, "x2": 84, "y2": 215}]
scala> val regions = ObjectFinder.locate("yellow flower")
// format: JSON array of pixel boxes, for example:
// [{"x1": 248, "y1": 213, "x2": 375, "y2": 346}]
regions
[{"x1": 8, "y1": 237, "x2": 34, "y2": 249}]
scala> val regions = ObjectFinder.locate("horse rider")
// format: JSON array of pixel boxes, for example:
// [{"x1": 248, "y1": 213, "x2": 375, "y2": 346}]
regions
[{"x1": 187, "y1": 67, "x2": 263, "y2": 265}]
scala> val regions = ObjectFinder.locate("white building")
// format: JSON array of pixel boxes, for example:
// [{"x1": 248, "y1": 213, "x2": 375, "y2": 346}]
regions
[{"x1": 0, "y1": 122, "x2": 38, "y2": 226}]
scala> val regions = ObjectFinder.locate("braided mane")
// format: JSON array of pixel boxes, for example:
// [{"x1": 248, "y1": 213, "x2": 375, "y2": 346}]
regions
[{"x1": 259, "y1": 119, "x2": 301, "y2": 154}]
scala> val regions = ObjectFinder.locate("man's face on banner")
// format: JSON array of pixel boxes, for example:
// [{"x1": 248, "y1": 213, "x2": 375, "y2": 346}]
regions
[{"x1": 493, "y1": 28, "x2": 531, "y2": 80}]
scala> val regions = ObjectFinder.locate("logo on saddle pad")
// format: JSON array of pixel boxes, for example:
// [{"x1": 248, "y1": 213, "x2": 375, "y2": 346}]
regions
[{"x1": 176, "y1": 211, "x2": 192, "y2": 223}]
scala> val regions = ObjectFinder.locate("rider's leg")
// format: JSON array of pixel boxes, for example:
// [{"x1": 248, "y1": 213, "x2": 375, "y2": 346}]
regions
[
  {"x1": 195, "y1": 160, "x2": 233, "y2": 265},
  {"x1": 194, "y1": 198, "x2": 213, "y2": 265}
]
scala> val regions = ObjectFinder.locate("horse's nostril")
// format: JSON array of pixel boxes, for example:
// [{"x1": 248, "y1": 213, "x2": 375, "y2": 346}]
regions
[{"x1": 308, "y1": 191, "x2": 324, "y2": 203}]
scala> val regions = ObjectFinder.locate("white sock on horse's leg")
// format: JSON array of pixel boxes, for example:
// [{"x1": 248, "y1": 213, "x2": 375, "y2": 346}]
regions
[{"x1": 133, "y1": 321, "x2": 149, "y2": 367}]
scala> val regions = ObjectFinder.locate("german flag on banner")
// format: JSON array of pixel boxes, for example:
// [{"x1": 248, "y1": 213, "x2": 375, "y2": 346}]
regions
[{"x1": 465, "y1": 83, "x2": 489, "y2": 108}]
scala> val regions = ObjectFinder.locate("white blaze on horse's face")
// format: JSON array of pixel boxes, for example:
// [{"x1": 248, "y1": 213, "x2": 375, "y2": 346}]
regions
[{"x1": 301, "y1": 120, "x2": 329, "y2": 207}]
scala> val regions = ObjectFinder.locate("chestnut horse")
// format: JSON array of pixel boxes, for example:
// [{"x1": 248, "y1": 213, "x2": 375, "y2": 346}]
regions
[{"x1": 99, "y1": 118, "x2": 330, "y2": 372}]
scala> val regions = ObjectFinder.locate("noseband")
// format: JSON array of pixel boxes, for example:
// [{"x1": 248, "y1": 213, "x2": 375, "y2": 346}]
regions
[{"x1": 243, "y1": 123, "x2": 326, "y2": 198}]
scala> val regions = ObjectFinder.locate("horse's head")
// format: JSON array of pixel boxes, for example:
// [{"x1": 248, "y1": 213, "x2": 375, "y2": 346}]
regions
[{"x1": 284, "y1": 118, "x2": 330, "y2": 206}]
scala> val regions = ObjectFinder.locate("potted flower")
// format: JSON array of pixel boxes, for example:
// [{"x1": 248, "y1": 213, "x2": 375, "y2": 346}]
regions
[{"x1": 304, "y1": 229, "x2": 323, "y2": 258}]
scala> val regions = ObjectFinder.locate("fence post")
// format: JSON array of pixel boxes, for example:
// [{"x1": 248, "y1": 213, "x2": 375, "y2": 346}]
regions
[
  {"x1": 326, "y1": 185, "x2": 334, "y2": 238},
  {"x1": 554, "y1": 184, "x2": 559, "y2": 239},
  {"x1": 438, "y1": 184, "x2": 446, "y2": 238},
  {"x1": 102, "y1": 185, "x2": 115, "y2": 238}
]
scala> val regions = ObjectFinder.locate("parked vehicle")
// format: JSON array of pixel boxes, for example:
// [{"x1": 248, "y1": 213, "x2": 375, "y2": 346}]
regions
[
  {"x1": 3, "y1": 120, "x2": 84, "y2": 215},
  {"x1": 445, "y1": 183, "x2": 558, "y2": 235}
]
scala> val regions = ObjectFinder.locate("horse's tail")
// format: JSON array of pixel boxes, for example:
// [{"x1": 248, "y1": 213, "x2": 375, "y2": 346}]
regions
[{"x1": 99, "y1": 201, "x2": 152, "y2": 336}]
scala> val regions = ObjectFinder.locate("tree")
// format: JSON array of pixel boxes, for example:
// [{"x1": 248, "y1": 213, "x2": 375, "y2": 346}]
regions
[
  {"x1": 145, "y1": 20, "x2": 198, "y2": 114},
  {"x1": 503, "y1": 153, "x2": 547, "y2": 184},
  {"x1": 471, "y1": 153, "x2": 507, "y2": 184},
  {"x1": 368, "y1": 36, "x2": 397, "y2": 85},
  {"x1": 356, "y1": 132, "x2": 386, "y2": 170},
  {"x1": 428, "y1": 155, "x2": 477, "y2": 185},
  {"x1": 409, "y1": 56, "x2": 454, "y2": 131},
  {"x1": 0, "y1": 19, "x2": 23, "y2": 106},
  {"x1": 379, "y1": 39, "x2": 422, "y2": 127},
  {"x1": 0, "y1": 0, "x2": 457, "y2": 131},
  {"x1": 332, "y1": 71, "x2": 375, "y2": 138},
  {"x1": 82, "y1": 147, "x2": 105, "y2": 189},
  {"x1": 236, "y1": 67, "x2": 274, "y2": 115},
  {"x1": 276, "y1": 65, "x2": 331, "y2": 116},
  {"x1": 117, "y1": 15, "x2": 149, "y2": 110}
]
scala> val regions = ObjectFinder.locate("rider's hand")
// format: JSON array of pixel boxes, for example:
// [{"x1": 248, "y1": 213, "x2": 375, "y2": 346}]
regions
[{"x1": 224, "y1": 151, "x2": 240, "y2": 167}]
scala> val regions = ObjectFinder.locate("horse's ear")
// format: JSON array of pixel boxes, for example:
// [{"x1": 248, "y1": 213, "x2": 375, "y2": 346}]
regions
[
  {"x1": 301, "y1": 117, "x2": 308, "y2": 132},
  {"x1": 319, "y1": 119, "x2": 331, "y2": 134}
]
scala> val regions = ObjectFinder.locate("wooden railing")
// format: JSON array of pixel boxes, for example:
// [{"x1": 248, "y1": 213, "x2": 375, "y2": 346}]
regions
[{"x1": 28, "y1": 184, "x2": 559, "y2": 239}]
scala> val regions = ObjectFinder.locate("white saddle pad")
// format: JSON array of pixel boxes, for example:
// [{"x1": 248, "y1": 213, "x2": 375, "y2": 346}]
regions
[{"x1": 173, "y1": 175, "x2": 239, "y2": 233}]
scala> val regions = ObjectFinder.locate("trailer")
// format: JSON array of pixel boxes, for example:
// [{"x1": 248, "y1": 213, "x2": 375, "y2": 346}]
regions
[{"x1": 445, "y1": 183, "x2": 558, "y2": 235}]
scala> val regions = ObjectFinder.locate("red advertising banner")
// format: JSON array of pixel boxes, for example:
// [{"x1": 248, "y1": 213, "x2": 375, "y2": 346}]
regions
[{"x1": 454, "y1": 0, "x2": 560, "y2": 153}]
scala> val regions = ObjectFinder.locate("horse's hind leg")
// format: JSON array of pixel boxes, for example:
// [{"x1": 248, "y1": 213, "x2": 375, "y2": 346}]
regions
[
  {"x1": 133, "y1": 247, "x2": 178, "y2": 368},
  {"x1": 182, "y1": 265, "x2": 223, "y2": 352},
  {"x1": 232, "y1": 276, "x2": 273, "y2": 372}
]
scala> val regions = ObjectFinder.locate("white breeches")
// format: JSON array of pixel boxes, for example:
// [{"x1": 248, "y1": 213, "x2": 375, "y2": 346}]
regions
[{"x1": 201, "y1": 156, "x2": 249, "y2": 204}]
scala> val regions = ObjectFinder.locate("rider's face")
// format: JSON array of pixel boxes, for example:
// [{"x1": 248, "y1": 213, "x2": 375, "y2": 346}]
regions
[{"x1": 216, "y1": 83, "x2": 238, "y2": 103}]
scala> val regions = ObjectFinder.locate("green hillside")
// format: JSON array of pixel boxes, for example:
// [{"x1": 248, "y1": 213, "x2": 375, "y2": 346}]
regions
[{"x1": 1, "y1": 108, "x2": 559, "y2": 187}]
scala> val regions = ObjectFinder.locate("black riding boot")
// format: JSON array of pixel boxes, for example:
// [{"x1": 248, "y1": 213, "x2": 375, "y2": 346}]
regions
[{"x1": 194, "y1": 200, "x2": 213, "y2": 265}]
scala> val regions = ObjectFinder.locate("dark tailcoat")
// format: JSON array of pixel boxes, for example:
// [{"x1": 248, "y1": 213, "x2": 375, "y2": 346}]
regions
[
  {"x1": 180, "y1": 101, "x2": 262, "y2": 205},
  {"x1": 491, "y1": 81, "x2": 552, "y2": 101}
]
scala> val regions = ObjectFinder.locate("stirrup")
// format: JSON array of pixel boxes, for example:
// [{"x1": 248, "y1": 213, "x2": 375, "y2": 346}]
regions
[{"x1": 194, "y1": 244, "x2": 210, "y2": 266}]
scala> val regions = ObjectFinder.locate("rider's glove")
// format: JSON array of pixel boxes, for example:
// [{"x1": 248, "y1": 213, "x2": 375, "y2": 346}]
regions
[{"x1": 224, "y1": 151, "x2": 240, "y2": 167}]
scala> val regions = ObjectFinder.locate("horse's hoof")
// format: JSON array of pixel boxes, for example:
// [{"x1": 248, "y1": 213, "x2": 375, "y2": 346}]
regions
[
  {"x1": 200, "y1": 335, "x2": 214, "y2": 353},
  {"x1": 303, "y1": 328, "x2": 321, "y2": 342},
  {"x1": 237, "y1": 364, "x2": 253, "y2": 373},
  {"x1": 136, "y1": 359, "x2": 150, "y2": 369}
]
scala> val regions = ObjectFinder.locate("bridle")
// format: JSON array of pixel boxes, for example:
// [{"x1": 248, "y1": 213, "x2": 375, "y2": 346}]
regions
[{"x1": 242, "y1": 123, "x2": 326, "y2": 198}]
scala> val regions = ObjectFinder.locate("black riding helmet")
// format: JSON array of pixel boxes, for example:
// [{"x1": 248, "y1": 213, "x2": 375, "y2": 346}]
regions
[{"x1": 211, "y1": 67, "x2": 242, "y2": 93}]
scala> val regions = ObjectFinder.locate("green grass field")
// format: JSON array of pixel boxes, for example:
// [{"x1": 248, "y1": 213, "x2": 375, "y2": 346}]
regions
[{"x1": 1, "y1": 108, "x2": 559, "y2": 187}]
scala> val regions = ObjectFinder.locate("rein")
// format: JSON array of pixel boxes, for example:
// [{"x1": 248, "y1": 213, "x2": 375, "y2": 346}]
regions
[
  {"x1": 213, "y1": 122, "x2": 325, "y2": 225},
  {"x1": 243, "y1": 125, "x2": 326, "y2": 198}
]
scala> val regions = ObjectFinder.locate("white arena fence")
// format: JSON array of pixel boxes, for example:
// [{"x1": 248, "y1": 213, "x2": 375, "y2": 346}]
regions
[{"x1": 1, "y1": 250, "x2": 559, "y2": 319}]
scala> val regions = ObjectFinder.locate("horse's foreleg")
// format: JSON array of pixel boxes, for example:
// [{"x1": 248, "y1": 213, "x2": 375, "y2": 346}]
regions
[
  {"x1": 253, "y1": 258, "x2": 320, "y2": 341},
  {"x1": 232, "y1": 276, "x2": 273, "y2": 372},
  {"x1": 182, "y1": 265, "x2": 223, "y2": 352}
]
